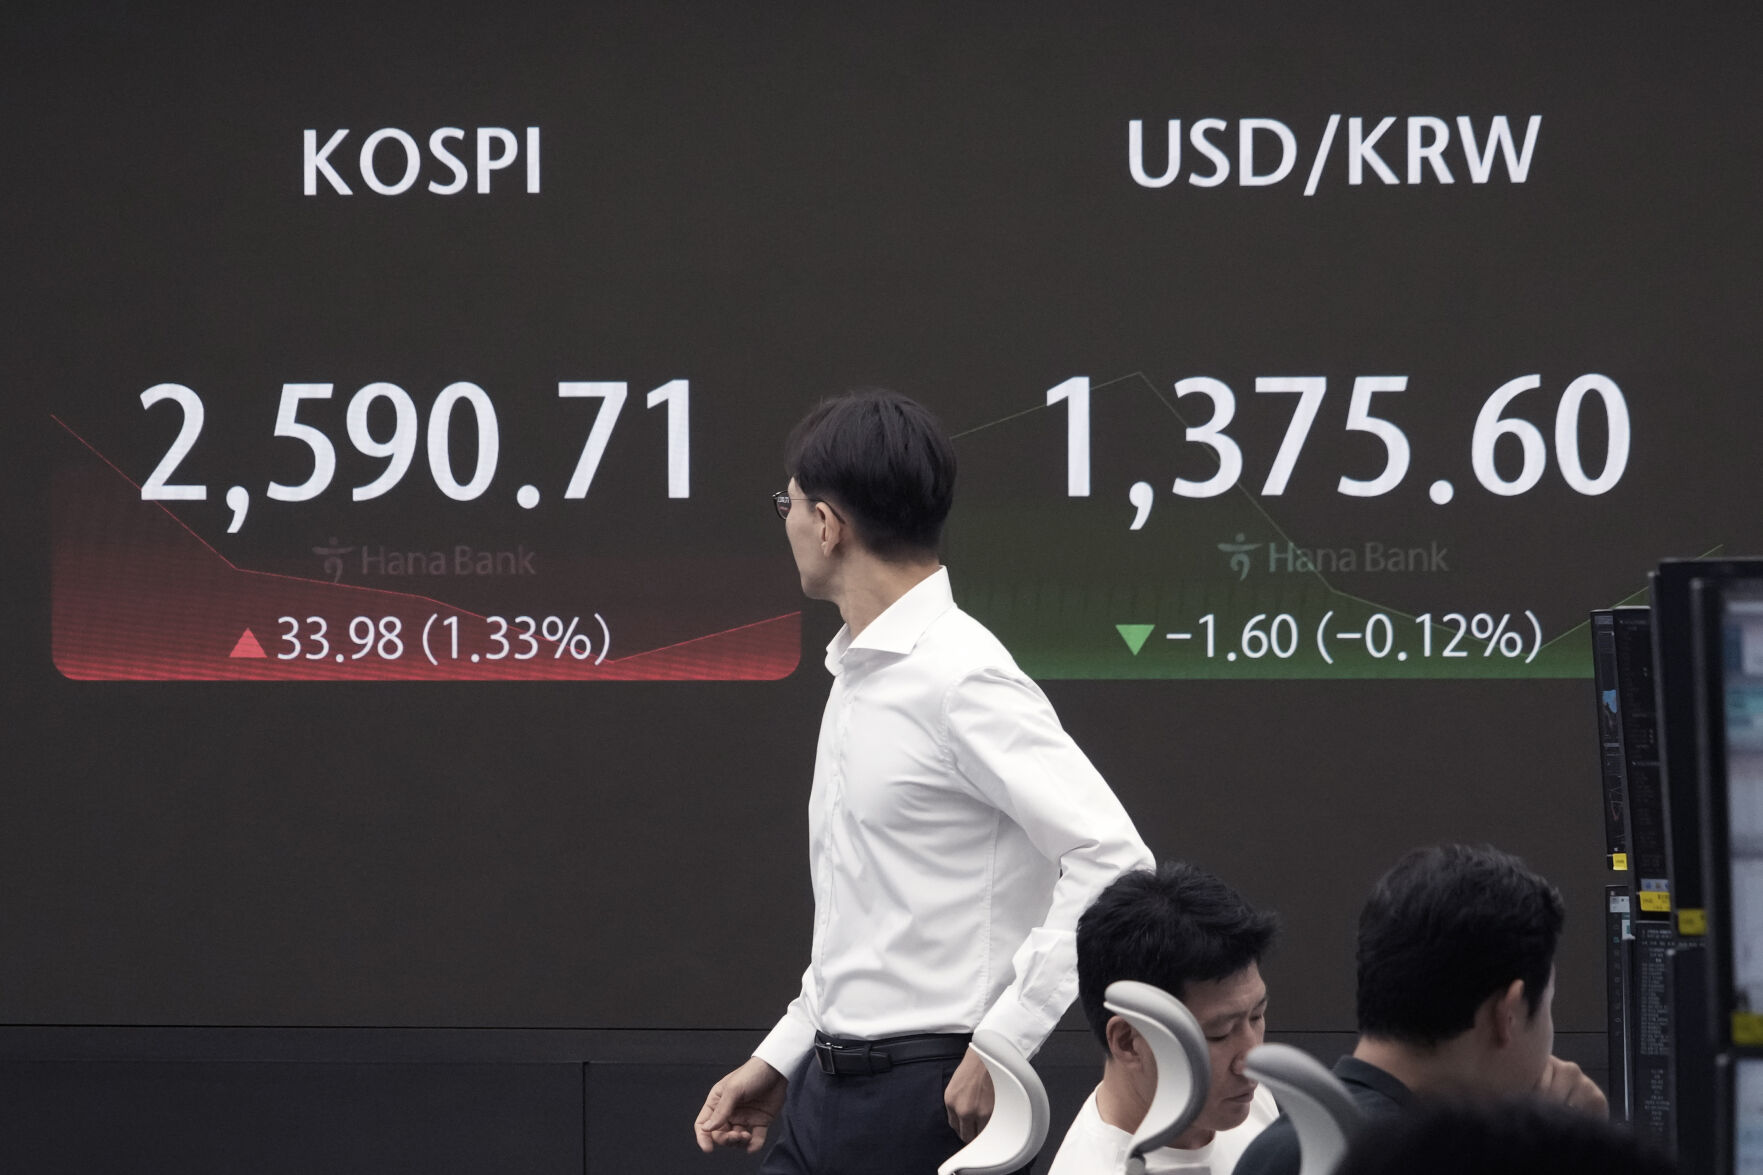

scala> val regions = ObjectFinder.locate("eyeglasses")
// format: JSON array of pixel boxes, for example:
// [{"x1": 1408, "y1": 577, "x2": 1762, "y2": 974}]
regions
[{"x1": 772, "y1": 489, "x2": 844, "y2": 522}]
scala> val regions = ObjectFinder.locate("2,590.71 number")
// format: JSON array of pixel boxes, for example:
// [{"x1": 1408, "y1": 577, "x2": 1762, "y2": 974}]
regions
[{"x1": 139, "y1": 379, "x2": 690, "y2": 505}]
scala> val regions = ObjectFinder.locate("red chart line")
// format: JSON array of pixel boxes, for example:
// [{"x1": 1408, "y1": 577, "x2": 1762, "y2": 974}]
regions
[
  {"x1": 52, "y1": 413, "x2": 488, "y2": 617},
  {"x1": 51, "y1": 413, "x2": 801, "y2": 662}
]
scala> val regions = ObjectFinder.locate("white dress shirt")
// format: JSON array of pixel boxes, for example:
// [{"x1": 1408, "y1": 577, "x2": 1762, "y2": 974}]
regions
[
  {"x1": 753, "y1": 568, "x2": 1152, "y2": 1072},
  {"x1": 1047, "y1": 1085, "x2": 1279, "y2": 1174}
]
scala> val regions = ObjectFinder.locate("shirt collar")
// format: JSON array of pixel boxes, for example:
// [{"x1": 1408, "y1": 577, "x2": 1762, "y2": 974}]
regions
[
  {"x1": 824, "y1": 566, "x2": 955, "y2": 675},
  {"x1": 1332, "y1": 1055, "x2": 1415, "y2": 1106}
]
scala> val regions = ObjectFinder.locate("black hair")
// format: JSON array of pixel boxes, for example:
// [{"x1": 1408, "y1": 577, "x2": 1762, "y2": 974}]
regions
[
  {"x1": 1356, "y1": 844, "x2": 1564, "y2": 1045},
  {"x1": 1076, "y1": 861, "x2": 1279, "y2": 1049},
  {"x1": 1337, "y1": 1098, "x2": 1674, "y2": 1175},
  {"x1": 784, "y1": 388, "x2": 956, "y2": 559}
]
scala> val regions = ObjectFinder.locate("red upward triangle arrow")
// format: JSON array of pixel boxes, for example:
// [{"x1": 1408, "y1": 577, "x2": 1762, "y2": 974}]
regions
[{"x1": 229, "y1": 628, "x2": 268, "y2": 658}]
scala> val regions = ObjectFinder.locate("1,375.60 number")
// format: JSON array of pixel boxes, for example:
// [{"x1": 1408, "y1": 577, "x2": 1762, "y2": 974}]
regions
[{"x1": 1046, "y1": 373, "x2": 1629, "y2": 499}]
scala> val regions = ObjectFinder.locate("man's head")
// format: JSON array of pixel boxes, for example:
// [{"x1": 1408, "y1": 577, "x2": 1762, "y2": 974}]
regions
[
  {"x1": 783, "y1": 389, "x2": 956, "y2": 569},
  {"x1": 1356, "y1": 844, "x2": 1565, "y2": 1093},
  {"x1": 1076, "y1": 862, "x2": 1279, "y2": 1138}
]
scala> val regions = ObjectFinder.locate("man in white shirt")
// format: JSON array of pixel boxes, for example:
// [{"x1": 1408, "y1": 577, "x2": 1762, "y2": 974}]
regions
[
  {"x1": 694, "y1": 389, "x2": 1152, "y2": 1173},
  {"x1": 1049, "y1": 863, "x2": 1280, "y2": 1175}
]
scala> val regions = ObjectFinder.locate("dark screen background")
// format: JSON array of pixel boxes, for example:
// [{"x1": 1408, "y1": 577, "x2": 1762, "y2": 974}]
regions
[{"x1": 4, "y1": 2, "x2": 1759, "y2": 1035}]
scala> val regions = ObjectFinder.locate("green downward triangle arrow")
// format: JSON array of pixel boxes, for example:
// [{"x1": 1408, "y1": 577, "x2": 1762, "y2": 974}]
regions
[{"x1": 1116, "y1": 624, "x2": 1155, "y2": 656}]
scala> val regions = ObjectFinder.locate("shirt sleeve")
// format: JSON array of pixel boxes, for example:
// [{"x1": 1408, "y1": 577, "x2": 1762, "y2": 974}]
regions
[
  {"x1": 943, "y1": 666, "x2": 1154, "y2": 1057},
  {"x1": 751, "y1": 972, "x2": 817, "y2": 1075}
]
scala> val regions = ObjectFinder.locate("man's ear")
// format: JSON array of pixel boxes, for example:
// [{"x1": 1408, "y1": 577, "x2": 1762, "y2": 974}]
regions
[
  {"x1": 1105, "y1": 1015, "x2": 1147, "y2": 1069},
  {"x1": 815, "y1": 502, "x2": 843, "y2": 554},
  {"x1": 1480, "y1": 977, "x2": 1526, "y2": 1048}
]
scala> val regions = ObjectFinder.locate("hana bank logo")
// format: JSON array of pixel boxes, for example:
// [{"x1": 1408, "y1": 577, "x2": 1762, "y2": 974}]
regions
[
  {"x1": 1218, "y1": 535, "x2": 1450, "y2": 578},
  {"x1": 1219, "y1": 534, "x2": 1261, "y2": 580},
  {"x1": 311, "y1": 540, "x2": 538, "y2": 582}
]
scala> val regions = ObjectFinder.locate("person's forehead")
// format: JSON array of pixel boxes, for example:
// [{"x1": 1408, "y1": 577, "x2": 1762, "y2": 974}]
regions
[{"x1": 1183, "y1": 962, "x2": 1267, "y2": 1020}]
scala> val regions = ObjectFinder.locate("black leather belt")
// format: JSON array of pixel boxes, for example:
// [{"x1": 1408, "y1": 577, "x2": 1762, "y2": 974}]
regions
[{"x1": 812, "y1": 1031, "x2": 972, "y2": 1076}]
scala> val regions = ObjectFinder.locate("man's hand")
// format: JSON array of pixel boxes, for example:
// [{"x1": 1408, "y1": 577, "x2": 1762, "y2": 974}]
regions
[
  {"x1": 694, "y1": 1057, "x2": 788, "y2": 1155},
  {"x1": 944, "y1": 1046, "x2": 996, "y2": 1142},
  {"x1": 1533, "y1": 1055, "x2": 1609, "y2": 1117}
]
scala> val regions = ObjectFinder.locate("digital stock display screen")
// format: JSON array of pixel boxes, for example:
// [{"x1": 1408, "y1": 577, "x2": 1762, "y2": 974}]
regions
[
  {"x1": 59, "y1": 365, "x2": 1621, "y2": 682},
  {"x1": 8, "y1": 4, "x2": 1761, "y2": 1031}
]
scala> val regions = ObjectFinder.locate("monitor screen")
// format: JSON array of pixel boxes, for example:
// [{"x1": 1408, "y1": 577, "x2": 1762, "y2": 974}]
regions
[
  {"x1": 1736, "y1": 1056, "x2": 1763, "y2": 1175},
  {"x1": 1652, "y1": 560, "x2": 1763, "y2": 918},
  {"x1": 1717, "y1": 590, "x2": 1763, "y2": 1045}
]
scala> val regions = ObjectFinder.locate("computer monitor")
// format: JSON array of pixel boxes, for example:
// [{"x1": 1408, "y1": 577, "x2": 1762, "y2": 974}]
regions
[
  {"x1": 1698, "y1": 579, "x2": 1763, "y2": 1050},
  {"x1": 1733, "y1": 1055, "x2": 1763, "y2": 1175},
  {"x1": 1652, "y1": 559, "x2": 1763, "y2": 927},
  {"x1": 1692, "y1": 574, "x2": 1763, "y2": 1175},
  {"x1": 1591, "y1": 606, "x2": 1672, "y2": 1143}
]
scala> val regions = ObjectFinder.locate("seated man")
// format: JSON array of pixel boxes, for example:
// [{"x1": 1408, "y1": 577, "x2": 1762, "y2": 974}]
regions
[
  {"x1": 1049, "y1": 861, "x2": 1281, "y2": 1174},
  {"x1": 1334, "y1": 1098, "x2": 1673, "y2": 1175},
  {"x1": 1233, "y1": 844, "x2": 1607, "y2": 1175}
]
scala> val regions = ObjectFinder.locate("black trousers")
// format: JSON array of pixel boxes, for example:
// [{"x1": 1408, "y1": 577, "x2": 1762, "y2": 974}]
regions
[{"x1": 761, "y1": 1054, "x2": 971, "y2": 1175}]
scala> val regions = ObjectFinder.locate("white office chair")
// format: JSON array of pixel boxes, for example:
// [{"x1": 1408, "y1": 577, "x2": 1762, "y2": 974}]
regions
[
  {"x1": 938, "y1": 1029, "x2": 1051, "y2": 1175},
  {"x1": 1102, "y1": 980, "x2": 1212, "y2": 1175},
  {"x1": 1242, "y1": 1043, "x2": 1362, "y2": 1175}
]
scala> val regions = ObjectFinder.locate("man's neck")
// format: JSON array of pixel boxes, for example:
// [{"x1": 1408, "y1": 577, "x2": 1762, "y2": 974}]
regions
[
  {"x1": 1351, "y1": 1034, "x2": 1477, "y2": 1097},
  {"x1": 834, "y1": 558, "x2": 940, "y2": 638},
  {"x1": 1093, "y1": 1064, "x2": 1216, "y2": 1152}
]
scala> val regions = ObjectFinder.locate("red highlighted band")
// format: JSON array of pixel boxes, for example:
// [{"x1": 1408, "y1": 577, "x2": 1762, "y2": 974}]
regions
[{"x1": 51, "y1": 426, "x2": 800, "y2": 682}]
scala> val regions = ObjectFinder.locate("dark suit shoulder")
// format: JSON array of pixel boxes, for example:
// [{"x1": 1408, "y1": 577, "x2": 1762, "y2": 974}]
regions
[
  {"x1": 1231, "y1": 1114, "x2": 1300, "y2": 1175},
  {"x1": 1233, "y1": 1058, "x2": 1409, "y2": 1175}
]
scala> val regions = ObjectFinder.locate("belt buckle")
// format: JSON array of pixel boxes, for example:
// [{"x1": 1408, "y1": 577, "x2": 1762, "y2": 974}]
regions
[{"x1": 814, "y1": 1038, "x2": 891, "y2": 1076}]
